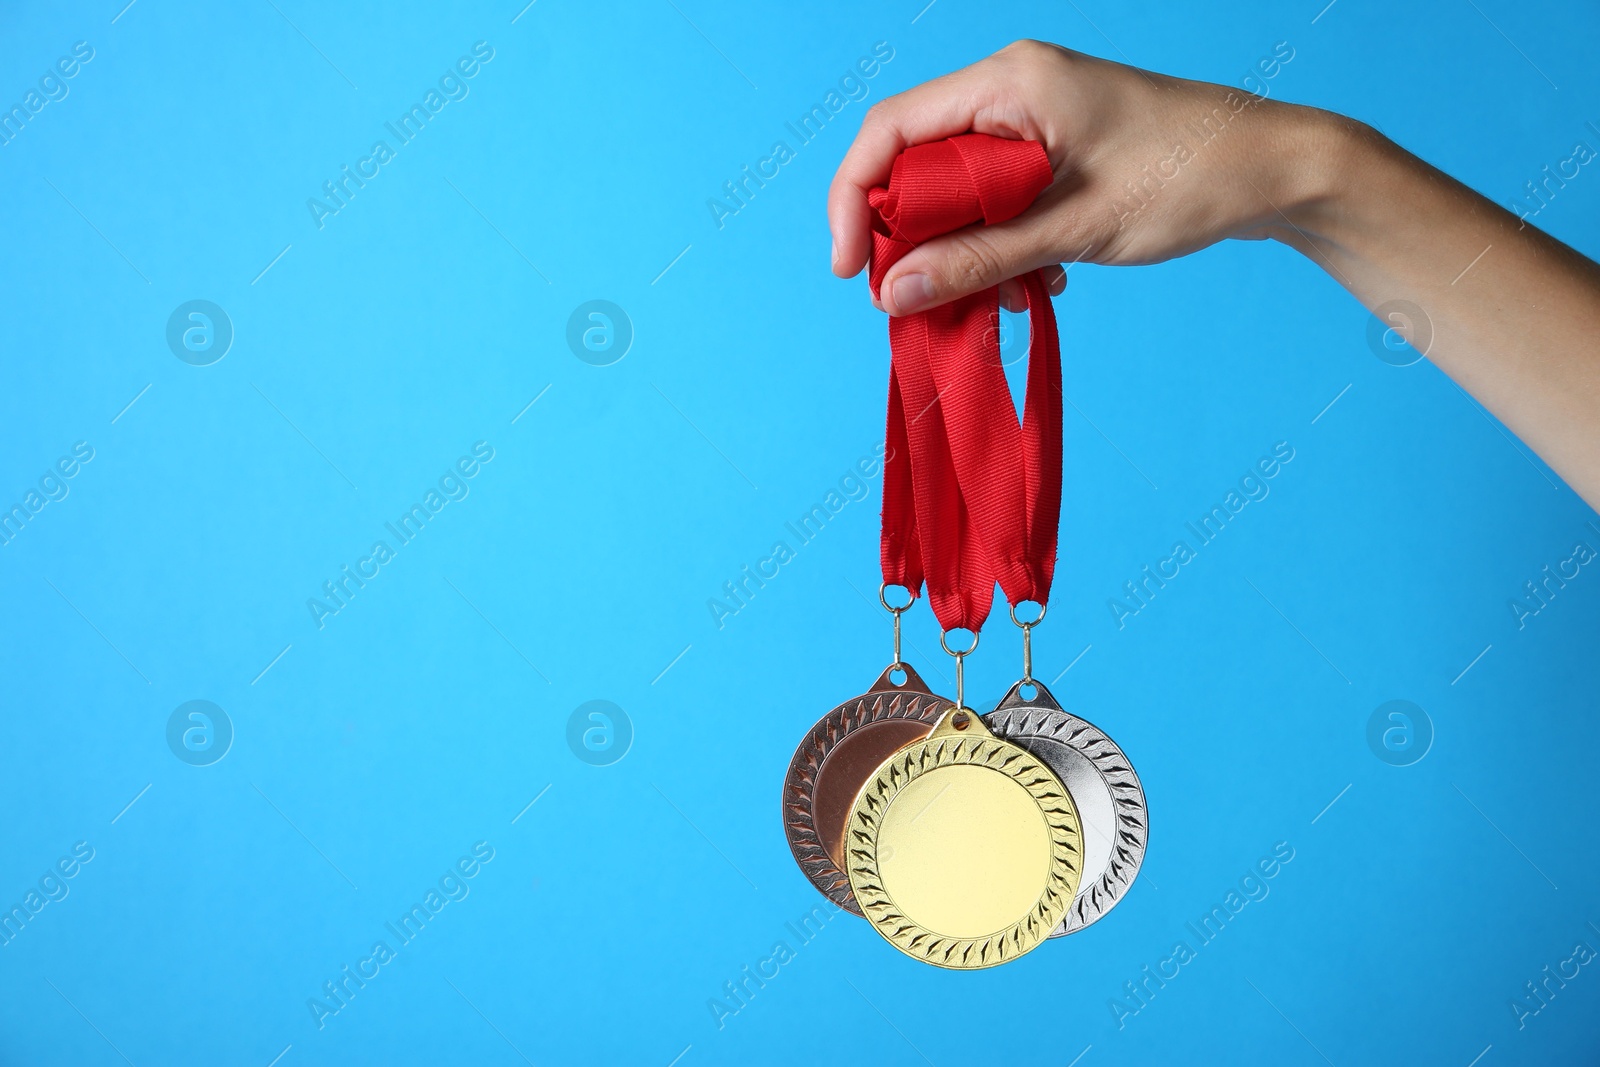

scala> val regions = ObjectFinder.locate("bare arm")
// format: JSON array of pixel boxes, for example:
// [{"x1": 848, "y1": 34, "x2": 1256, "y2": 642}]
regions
[
  {"x1": 828, "y1": 41, "x2": 1600, "y2": 507},
  {"x1": 1281, "y1": 127, "x2": 1600, "y2": 503}
]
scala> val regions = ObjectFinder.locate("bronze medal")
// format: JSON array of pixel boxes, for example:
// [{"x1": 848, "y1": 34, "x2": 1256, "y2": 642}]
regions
[{"x1": 782, "y1": 662, "x2": 949, "y2": 914}]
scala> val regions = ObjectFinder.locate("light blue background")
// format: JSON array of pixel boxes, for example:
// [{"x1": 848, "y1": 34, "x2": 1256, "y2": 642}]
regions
[{"x1": 3, "y1": 1, "x2": 1599, "y2": 1064}]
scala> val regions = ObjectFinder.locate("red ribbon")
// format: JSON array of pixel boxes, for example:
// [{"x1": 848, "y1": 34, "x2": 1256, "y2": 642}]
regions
[{"x1": 871, "y1": 133, "x2": 1062, "y2": 633}]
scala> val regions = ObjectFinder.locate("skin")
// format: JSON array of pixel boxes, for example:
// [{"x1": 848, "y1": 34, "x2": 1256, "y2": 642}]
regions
[{"x1": 828, "y1": 41, "x2": 1600, "y2": 509}]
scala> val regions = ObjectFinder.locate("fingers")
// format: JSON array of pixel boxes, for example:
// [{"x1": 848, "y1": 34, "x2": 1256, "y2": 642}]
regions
[
  {"x1": 828, "y1": 65, "x2": 999, "y2": 279},
  {"x1": 997, "y1": 265, "x2": 1069, "y2": 311},
  {"x1": 830, "y1": 41, "x2": 1082, "y2": 279},
  {"x1": 999, "y1": 265, "x2": 1066, "y2": 312},
  {"x1": 1043, "y1": 263, "x2": 1067, "y2": 295},
  {"x1": 878, "y1": 202, "x2": 1073, "y2": 316}
]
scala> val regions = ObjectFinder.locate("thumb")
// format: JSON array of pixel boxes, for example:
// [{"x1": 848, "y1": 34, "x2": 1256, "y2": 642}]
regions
[{"x1": 878, "y1": 208, "x2": 1065, "y2": 316}]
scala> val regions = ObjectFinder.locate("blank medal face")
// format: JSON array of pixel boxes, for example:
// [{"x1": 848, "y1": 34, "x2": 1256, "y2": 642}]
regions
[
  {"x1": 846, "y1": 708, "x2": 1084, "y2": 969},
  {"x1": 782, "y1": 663, "x2": 947, "y2": 914},
  {"x1": 985, "y1": 681, "x2": 1148, "y2": 936},
  {"x1": 876, "y1": 763, "x2": 1053, "y2": 938}
]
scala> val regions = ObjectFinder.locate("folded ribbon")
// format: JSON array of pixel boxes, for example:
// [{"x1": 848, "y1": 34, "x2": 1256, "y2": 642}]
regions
[{"x1": 871, "y1": 133, "x2": 1063, "y2": 633}]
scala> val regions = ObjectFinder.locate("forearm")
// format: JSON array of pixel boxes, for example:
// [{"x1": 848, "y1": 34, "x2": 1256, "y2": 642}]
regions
[{"x1": 1274, "y1": 114, "x2": 1600, "y2": 506}]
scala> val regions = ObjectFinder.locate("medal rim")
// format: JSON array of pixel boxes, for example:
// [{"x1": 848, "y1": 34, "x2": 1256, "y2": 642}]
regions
[
  {"x1": 984, "y1": 680, "x2": 1148, "y2": 936},
  {"x1": 844, "y1": 706, "x2": 1084, "y2": 969},
  {"x1": 782, "y1": 663, "x2": 947, "y2": 915}
]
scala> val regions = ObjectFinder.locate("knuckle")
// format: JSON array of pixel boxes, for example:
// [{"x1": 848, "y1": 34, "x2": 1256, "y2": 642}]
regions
[
  {"x1": 863, "y1": 96, "x2": 898, "y2": 128},
  {"x1": 1000, "y1": 38, "x2": 1047, "y2": 58},
  {"x1": 997, "y1": 39, "x2": 1063, "y2": 70},
  {"x1": 938, "y1": 234, "x2": 1006, "y2": 294}
]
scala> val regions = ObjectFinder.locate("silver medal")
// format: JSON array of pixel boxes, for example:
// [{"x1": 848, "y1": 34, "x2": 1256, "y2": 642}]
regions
[{"x1": 984, "y1": 680, "x2": 1147, "y2": 935}]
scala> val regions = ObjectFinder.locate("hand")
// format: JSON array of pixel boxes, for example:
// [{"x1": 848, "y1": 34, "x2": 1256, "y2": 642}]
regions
[
  {"x1": 828, "y1": 40, "x2": 1341, "y2": 315},
  {"x1": 830, "y1": 40, "x2": 1600, "y2": 508}
]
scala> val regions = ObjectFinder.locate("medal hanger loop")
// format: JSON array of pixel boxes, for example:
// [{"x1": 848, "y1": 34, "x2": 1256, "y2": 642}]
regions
[
  {"x1": 879, "y1": 583, "x2": 916, "y2": 677},
  {"x1": 939, "y1": 627, "x2": 980, "y2": 712},
  {"x1": 1008, "y1": 601, "x2": 1047, "y2": 690}
]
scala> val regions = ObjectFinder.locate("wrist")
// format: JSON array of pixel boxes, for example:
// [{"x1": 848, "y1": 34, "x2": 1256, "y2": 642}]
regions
[{"x1": 1261, "y1": 105, "x2": 1395, "y2": 251}]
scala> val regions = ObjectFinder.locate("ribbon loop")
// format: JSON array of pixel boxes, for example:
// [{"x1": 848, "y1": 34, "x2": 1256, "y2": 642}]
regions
[{"x1": 867, "y1": 133, "x2": 1052, "y2": 295}]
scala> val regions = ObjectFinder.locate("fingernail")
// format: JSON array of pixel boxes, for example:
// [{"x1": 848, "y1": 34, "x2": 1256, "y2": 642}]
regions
[
  {"x1": 890, "y1": 273, "x2": 934, "y2": 314},
  {"x1": 830, "y1": 237, "x2": 839, "y2": 272}
]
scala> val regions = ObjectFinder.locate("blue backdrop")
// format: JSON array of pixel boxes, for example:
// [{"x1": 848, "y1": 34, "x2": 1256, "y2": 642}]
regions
[{"x1": 2, "y1": 1, "x2": 1598, "y2": 1064}]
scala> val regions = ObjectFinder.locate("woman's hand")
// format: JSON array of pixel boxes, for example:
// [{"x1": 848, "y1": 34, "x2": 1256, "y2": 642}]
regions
[
  {"x1": 832, "y1": 40, "x2": 1600, "y2": 507},
  {"x1": 828, "y1": 40, "x2": 1343, "y2": 314}
]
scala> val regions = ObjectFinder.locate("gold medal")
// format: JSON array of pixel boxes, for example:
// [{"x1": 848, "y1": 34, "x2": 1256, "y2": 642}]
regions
[{"x1": 844, "y1": 695, "x2": 1084, "y2": 969}]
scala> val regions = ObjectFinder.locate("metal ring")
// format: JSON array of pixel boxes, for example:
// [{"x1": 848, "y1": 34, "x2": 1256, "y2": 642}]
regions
[
  {"x1": 939, "y1": 628, "x2": 980, "y2": 657},
  {"x1": 1009, "y1": 601, "x2": 1047, "y2": 628},
  {"x1": 879, "y1": 583, "x2": 915, "y2": 614}
]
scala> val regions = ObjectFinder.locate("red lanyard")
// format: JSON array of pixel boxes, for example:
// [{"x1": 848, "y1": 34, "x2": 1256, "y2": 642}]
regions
[{"x1": 871, "y1": 134, "x2": 1062, "y2": 634}]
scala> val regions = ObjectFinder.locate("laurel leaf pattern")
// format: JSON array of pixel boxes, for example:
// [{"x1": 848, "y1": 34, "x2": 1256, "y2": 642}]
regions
[
  {"x1": 782, "y1": 683, "x2": 946, "y2": 914},
  {"x1": 843, "y1": 729, "x2": 1083, "y2": 970},
  {"x1": 985, "y1": 699, "x2": 1148, "y2": 936}
]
